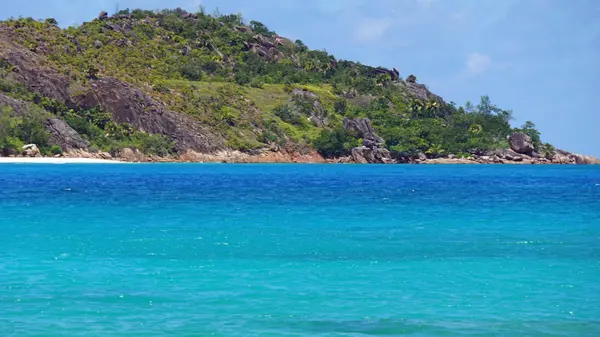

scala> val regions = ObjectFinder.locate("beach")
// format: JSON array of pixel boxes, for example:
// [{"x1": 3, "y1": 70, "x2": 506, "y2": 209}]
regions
[{"x1": 0, "y1": 157, "x2": 122, "y2": 164}]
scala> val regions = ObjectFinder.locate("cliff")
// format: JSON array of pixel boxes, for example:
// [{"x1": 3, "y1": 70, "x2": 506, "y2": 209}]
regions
[{"x1": 0, "y1": 9, "x2": 597, "y2": 164}]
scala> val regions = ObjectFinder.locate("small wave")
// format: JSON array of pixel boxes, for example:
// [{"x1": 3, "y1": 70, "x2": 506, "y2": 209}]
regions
[{"x1": 514, "y1": 240, "x2": 563, "y2": 245}]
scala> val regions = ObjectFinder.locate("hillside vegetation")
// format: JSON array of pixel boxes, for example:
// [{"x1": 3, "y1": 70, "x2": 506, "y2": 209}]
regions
[{"x1": 0, "y1": 8, "x2": 555, "y2": 161}]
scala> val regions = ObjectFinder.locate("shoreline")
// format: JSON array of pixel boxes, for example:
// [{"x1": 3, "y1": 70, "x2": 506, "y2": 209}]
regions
[
  {"x1": 0, "y1": 156, "x2": 593, "y2": 165},
  {"x1": 1, "y1": 148, "x2": 598, "y2": 165},
  {"x1": 0, "y1": 157, "x2": 123, "y2": 164}
]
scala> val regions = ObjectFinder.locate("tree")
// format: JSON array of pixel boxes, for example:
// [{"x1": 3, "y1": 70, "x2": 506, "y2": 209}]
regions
[
  {"x1": 45, "y1": 18, "x2": 58, "y2": 25},
  {"x1": 518, "y1": 121, "x2": 542, "y2": 149},
  {"x1": 295, "y1": 39, "x2": 307, "y2": 52},
  {"x1": 476, "y1": 95, "x2": 497, "y2": 115},
  {"x1": 313, "y1": 126, "x2": 360, "y2": 157},
  {"x1": 249, "y1": 20, "x2": 274, "y2": 36}
]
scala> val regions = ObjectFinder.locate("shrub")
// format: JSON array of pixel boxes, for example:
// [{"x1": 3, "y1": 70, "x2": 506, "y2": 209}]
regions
[
  {"x1": 313, "y1": 126, "x2": 360, "y2": 157},
  {"x1": 49, "y1": 145, "x2": 63, "y2": 155}
]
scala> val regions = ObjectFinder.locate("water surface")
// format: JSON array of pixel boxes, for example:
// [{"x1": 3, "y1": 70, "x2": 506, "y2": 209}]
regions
[{"x1": 1, "y1": 164, "x2": 599, "y2": 336}]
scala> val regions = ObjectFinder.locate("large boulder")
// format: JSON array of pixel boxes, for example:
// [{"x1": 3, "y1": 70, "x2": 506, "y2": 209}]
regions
[
  {"x1": 573, "y1": 154, "x2": 600, "y2": 165},
  {"x1": 45, "y1": 118, "x2": 90, "y2": 151},
  {"x1": 343, "y1": 118, "x2": 393, "y2": 163},
  {"x1": 343, "y1": 117, "x2": 384, "y2": 147},
  {"x1": 509, "y1": 132, "x2": 534, "y2": 155},
  {"x1": 22, "y1": 144, "x2": 41, "y2": 157},
  {"x1": 119, "y1": 148, "x2": 147, "y2": 162},
  {"x1": 351, "y1": 146, "x2": 393, "y2": 164}
]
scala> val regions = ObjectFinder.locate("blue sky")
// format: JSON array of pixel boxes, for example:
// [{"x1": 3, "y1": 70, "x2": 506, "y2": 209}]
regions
[{"x1": 2, "y1": 0, "x2": 599, "y2": 155}]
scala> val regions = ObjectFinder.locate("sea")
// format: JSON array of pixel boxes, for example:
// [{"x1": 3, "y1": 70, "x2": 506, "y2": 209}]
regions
[{"x1": 1, "y1": 164, "x2": 599, "y2": 336}]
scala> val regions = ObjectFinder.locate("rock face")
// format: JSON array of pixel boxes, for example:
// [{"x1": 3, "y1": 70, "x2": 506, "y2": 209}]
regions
[
  {"x1": 509, "y1": 132, "x2": 534, "y2": 155},
  {"x1": 45, "y1": 118, "x2": 90, "y2": 151},
  {"x1": 22, "y1": 144, "x2": 41, "y2": 157},
  {"x1": 119, "y1": 148, "x2": 147, "y2": 162},
  {"x1": 1, "y1": 39, "x2": 224, "y2": 154},
  {"x1": 290, "y1": 89, "x2": 327, "y2": 127},
  {"x1": 573, "y1": 154, "x2": 600, "y2": 165},
  {"x1": 0, "y1": 93, "x2": 28, "y2": 115},
  {"x1": 0, "y1": 41, "x2": 75, "y2": 108},
  {"x1": 75, "y1": 77, "x2": 225, "y2": 153},
  {"x1": 343, "y1": 118, "x2": 393, "y2": 163}
]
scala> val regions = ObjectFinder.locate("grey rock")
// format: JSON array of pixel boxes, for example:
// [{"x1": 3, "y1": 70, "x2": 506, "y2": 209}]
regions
[
  {"x1": 0, "y1": 93, "x2": 28, "y2": 115},
  {"x1": 93, "y1": 40, "x2": 103, "y2": 49},
  {"x1": 509, "y1": 132, "x2": 534, "y2": 155},
  {"x1": 351, "y1": 146, "x2": 392, "y2": 164},
  {"x1": 75, "y1": 77, "x2": 225, "y2": 153},
  {"x1": 98, "y1": 11, "x2": 108, "y2": 20},
  {"x1": 45, "y1": 118, "x2": 90, "y2": 151},
  {"x1": 573, "y1": 154, "x2": 600, "y2": 165},
  {"x1": 22, "y1": 144, "x2": 41, "y2": 157},
  {"x1": 343, "y1": 118, "x2": 384, "y2": 147},
  {"x1": 343, "y1": 118, "x2": 393, "y2": 163},
  {"x1": 290, "y1": 89, "x2": 328, "y2": 127}
]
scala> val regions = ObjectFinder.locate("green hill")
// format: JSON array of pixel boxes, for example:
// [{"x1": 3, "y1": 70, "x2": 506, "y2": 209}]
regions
[{"x1": 0, "y1": 8, "x2": 574, "y2": 163}]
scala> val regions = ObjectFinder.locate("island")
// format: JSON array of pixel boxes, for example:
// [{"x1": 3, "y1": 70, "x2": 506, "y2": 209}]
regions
[{"x1": 0, "y1": 9, "x2": 598, "y2": 164}]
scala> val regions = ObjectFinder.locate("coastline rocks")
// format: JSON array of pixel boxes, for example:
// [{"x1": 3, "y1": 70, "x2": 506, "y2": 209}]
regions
[
  {"x1": 573, "y1": 154, "x2": 600, "y2": 165},
  {"x1": 509, "y1": 132, "x2": 534, "y2": 155},
  {"x1": 351, "y1": 146, "x2": 392, "y2": 164},
  {"x1": 22, "y1": 144, "x2": 41, "y2": 157},
  {"x1": 343, "y1": 117, "x2": 393, "y2": 163},
  {"x1": 45, "y1": 118, "x2": 90, "y2": 151},
  {"x1": 119, "y1": 148, "x2": 147, "y2": 162}
]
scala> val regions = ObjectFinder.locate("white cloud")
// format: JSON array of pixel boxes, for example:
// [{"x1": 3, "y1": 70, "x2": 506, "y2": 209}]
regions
[
  {"x1": 354, "y1": 17, "x2": 393, "y2": 43},
  {"x1": 466, "y1": 52, "x2": 493, "y2": 75}
]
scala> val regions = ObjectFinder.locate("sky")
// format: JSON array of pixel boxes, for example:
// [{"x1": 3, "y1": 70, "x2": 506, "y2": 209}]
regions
[{"x1": 2, "y1": 0, "x2": 599, "y2": 156}]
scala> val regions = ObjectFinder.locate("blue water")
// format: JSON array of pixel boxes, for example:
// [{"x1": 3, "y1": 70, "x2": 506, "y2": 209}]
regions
[{"x1": 1, "y1": 164, "x2": 599, "y2": 336}]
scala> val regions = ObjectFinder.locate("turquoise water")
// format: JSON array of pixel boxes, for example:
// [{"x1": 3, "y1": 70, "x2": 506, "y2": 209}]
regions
[{"x1": 1, "y1": 164, "x2": 599, "y2": 336}]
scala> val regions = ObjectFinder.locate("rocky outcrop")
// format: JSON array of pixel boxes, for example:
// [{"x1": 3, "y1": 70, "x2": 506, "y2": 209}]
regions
[
  {"x1": 0, "y1": 40, "x2": 75, "y2": 108},
  {"x1": 0, "y1": 93, "x2": 28, "y2": 114},
  {"x1": 343, "y1": 118, "x2": 393, "y2": 163},
  {"x1": 22, "y1": 144, "x2": 41, "y2": 157},
  {"x1": 509, "y1": 132, "x2": 534, "y2": 155},
  {"x1": 374, "y1": 67, "x2": 400, "y2": 82},
  {"x1": 290, "y1": 89, "x2": 327, "y2": 126},
  {"x1": 45, "y1": 118, "x2": 90, "y2": 151},
  {"x1": 75, "y1": 77, "x2": 225, "y2": 153},
  {"x1": 98, "y1": 11, "x2": 108, "y2": 21},
  {"x1": 573, "y1": 154, "x2": 600, "y2": 165},
  {"x1": 244, "y1": 35, "x2": 284, "y2": 61},
  {"x1": 119, "y1": 148, "x2": 147, "y2": 162},
  {"x1": 350, "y1": 146, "x2": 392, "y2": 164}
]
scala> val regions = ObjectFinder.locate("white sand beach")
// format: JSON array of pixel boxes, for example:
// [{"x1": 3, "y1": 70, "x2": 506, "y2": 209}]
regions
[{"x1": 0, "y1": 157, "x2": 124, "y2": 164}]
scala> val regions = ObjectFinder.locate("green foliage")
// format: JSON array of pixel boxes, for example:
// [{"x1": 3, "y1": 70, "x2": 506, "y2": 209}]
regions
[
  {"x1": 0, "y1": 106, "x2": 50, "y2": 155},
  {"x1": 0, "y1": 11, "x2": 548, "y2": 158},
  {"x1": 539, "y1": 142, "x2": 556, "y2": 160},
  {"x1": 515, "y1": 121, "x2": 542, "y2": 150},
  {"x1": 249, "y1": 21, "x2": 274, "y2": 37},
  {"x1": 313, "y1": 126, "x2": 360, "y2": 157}
]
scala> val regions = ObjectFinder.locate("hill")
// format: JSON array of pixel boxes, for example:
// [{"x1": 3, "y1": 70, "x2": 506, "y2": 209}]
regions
[{"x1": 0, "y1": 8, "x2": 597, "y2": 164}]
